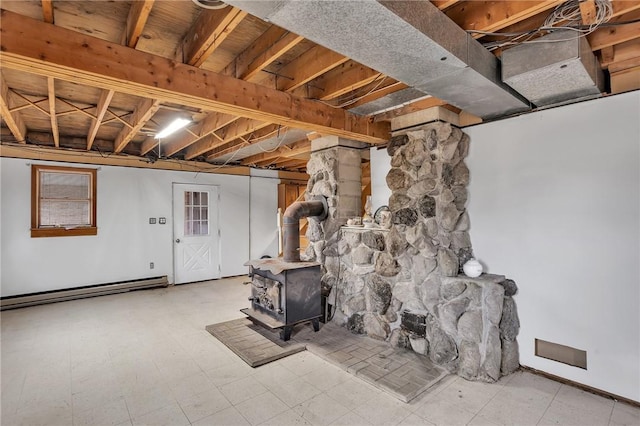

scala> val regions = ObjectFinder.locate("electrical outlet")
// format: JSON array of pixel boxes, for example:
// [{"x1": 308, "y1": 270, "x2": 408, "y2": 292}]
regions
[
  {"x1": 150, "y1": 262, "x2": 154, "y2": 269},
  {"x1": 149, "y1": 217, "x2": 156, "y2": 224},
  {"x1": 159, "y1": 217, "x2": 166, "y2": 224}
]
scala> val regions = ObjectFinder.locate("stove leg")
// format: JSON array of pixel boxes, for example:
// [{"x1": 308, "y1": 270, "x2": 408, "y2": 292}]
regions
[
  {"x1": 280, "y1": 326, "x2": 292, "y2": 341},
  {"x1": 312, "y1": 318, "x2": 320, "y2": 332}
]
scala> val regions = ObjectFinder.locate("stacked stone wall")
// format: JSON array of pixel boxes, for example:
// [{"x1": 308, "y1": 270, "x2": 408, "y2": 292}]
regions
[{"x1": 309, "y1": 122, "x2": 520, "y2": 381}]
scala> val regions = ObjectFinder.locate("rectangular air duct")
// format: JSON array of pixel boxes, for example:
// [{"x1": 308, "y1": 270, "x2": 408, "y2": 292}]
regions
[
  {"x1": 502, "y1": 30, "x2": 605, "y2": 107},
  {"x1": 224, "y1": 0, "x2": 530, "y2": 119}
]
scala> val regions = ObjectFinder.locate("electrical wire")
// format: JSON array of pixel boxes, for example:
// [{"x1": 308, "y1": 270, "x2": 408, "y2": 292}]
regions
[
  {"x1": 315, "y1": 74, "x2": 388, "y2": 109},
  {"x1": 477, "y1": 0, "x2": 614, "y2": 51},
  {"x1": 256, "y1": 125, "x2": 290, "y2": 153}
]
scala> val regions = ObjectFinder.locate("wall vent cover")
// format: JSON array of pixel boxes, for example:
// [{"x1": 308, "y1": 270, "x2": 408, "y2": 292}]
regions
[{"x1": 535, "y1": 338, "x2": 587, "y2": 369}]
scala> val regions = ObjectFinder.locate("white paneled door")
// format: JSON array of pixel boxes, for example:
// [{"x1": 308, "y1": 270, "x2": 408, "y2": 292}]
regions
[{"x1": 173, "y1": 183, "x2": 220, "y2": 284}]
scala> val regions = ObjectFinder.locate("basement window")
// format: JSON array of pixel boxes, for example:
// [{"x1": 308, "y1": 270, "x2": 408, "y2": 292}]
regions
[{"x1": 31, "y1": 165, "x2": 97, "y2": 237}]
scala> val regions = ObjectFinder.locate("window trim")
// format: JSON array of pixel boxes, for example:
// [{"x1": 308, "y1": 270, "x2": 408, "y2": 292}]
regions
[{"x1": 31, "y1": 164, "x2": 97, "y2": 238}]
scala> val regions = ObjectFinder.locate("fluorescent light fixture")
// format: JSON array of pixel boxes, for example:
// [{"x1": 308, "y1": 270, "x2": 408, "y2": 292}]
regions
[{"x1": 155, "y1": 118, "x2": 191, "y2": 139}]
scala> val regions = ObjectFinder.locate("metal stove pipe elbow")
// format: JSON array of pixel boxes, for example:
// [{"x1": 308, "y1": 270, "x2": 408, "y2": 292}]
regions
[{"x1": 282, "y1": 197, "x2": 327, "y2": 262}]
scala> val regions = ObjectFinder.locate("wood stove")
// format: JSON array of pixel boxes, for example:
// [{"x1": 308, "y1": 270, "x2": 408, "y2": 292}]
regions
[
  {"x1": 242, "y1": 258, "x2": 322, "y2": 341},
  {"x1": 242, "y1": 197, "x2": 327, "y2": 341}
]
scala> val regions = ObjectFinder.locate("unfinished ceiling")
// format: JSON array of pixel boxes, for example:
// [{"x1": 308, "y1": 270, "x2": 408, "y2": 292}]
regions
[{"x1": 1, "y1": 0, "x2": 639, "y2": 174}]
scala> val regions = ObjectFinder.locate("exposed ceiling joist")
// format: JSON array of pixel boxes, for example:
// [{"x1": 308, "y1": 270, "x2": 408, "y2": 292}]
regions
[
  {"x1": 87, "y1": 89, "x2": 114, "y2": 150},
  {"x1": 41, "y1": 0, "x2": 54, "y2": 24},
  {"x1": 0, "y1": 74, "x2": 27, "y2": 143},
  {"x1": 181, "y1": 6, "x2": 248, "y2": 67},
  {"x1": 46, "y1": 77, "x2": 60, "y2": 147},
  {"x1": 588, "y1": 19, "x2": 640, "y2": 51},
  {"x1": 444, "y1": 0, "x2": 564, "y2": 36},
  {"x1": 207, "y1": 123, "x2": 282, "y2": 161},
  {"x1": 239, "y1": 29, "x2": 304, "y2": 81},
  {"x1": 292, "y1": 61, "x2": 384, "y2": 101},
  {"x1": 124, "y1": 0, "x2": 155, "y2": 48},
  {"x1": 186, "y1": 118, "x2": 271, "y2": 159},
  {"x1": 241, "y1": 139, "x2": 310, "y2": 165},
  {"x1": 269, "y1": 45, "x2": 349, "y2": 92},
  {"x1": 0, "y1": 10, "x2": 389, "y2": 144},
  {"x1": 161, "y1": 112, "x2": 237, "y2": 157},
  {"x1": 139, "y1": 136, "x2": 157, "y2": 156},
  {"x1": 113, "y1": 98, "x2": 160, "y2": 153}
]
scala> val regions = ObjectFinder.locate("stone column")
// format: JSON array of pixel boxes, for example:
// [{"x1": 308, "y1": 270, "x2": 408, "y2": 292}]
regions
[{"x1": 304, "y1": 135, "x2": 365, "y2": 293}]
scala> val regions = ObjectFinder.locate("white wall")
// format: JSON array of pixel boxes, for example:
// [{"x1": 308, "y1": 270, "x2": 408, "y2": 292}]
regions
[
  {"x1": 370, "y1": 146, "x2": 392, "y2": 212},
  {"x1": 249, "y1": 169, "x2": 280, "y2": 259},
  {"x1": 465, "y1": 91, "x2": 640, "y2": 401},
  {"x1": 0, "y1": 159, "x2": 279, "y2": 297}
]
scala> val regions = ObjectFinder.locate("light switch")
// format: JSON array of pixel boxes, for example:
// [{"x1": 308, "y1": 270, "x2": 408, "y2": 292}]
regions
[
  {"x1": 149, "y1": 218, "x2": 156, "y2": 224},
  {"x1": 159, "y1": 217, "x2": 166, "y2": 224}
]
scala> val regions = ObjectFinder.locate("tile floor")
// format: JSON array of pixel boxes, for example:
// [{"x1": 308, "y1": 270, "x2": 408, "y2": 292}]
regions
[{"x1": 1, "y1": 276, "x2": 638, "y2": 426}]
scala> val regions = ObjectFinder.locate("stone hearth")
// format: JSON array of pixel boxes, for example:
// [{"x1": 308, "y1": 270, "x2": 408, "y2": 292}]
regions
[{"x1": 305, "y1": 122, "x2": 520, "y2": 382}]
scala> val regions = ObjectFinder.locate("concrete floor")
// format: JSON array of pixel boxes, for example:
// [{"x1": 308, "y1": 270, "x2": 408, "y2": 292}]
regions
[{"x1": 1, "y1": 276, "x2": 638, "y2": 426}]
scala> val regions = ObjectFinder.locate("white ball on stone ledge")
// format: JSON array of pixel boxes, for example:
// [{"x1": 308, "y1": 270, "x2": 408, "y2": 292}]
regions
[{"x1": 463, "y1": 258, "x2": 483, "y2": 278}]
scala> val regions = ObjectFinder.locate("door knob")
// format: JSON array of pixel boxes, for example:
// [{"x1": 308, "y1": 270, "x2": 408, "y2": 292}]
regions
[{"x1": 175, "y1": 238, "x2": 181, "y2": 243}]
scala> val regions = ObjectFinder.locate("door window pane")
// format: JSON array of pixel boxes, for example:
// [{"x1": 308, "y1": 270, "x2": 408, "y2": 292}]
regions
[{"x1": 184, "y1": 191, "x2": 209, "y2": 236}]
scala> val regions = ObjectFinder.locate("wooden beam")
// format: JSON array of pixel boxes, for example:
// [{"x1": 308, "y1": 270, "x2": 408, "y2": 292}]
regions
[
  {"x1": 206, "y1": 124, "x2": 283, "y2": 161},
  {"x1": 139, "y1": 136, "x2": 158, "y2": 155},
  {"x1": 223, "y1": 26, "x2": 288, "y2": 78},
  {"x1": 241, "y1": 139, "x2": 310, "y2": 165},
  {"x1": 0, "y1": 11, "x2": 389, "y2": 144},
  {"x1": 125, "y1": 0, "x2": 155, "y2": 48},
  {"x1": 579, "y1": 0, "x2": 598, "y2": 25},
  {"x1": 271, "y1": 46, "x2": 349, "y2": 92},
  {"x1": 610, "y1": 65, "x2": 640, "y2": 94},
  {"x1": 187, "y1": 119, "x2": 273, "y2": 159},
  {"x1": 0, "y1": 143, "x2": 250, "y2": 176},
  {"x1": 343, "y1": 80, "x2": 409, "y2": 110},
  {"x1": 0, "y1": 75, "x2": 27, "y2": 143},
  {"x1": 588, "y1": 20, "x2": 640, "y2": 51},
  {"x1": 478, "y1": 1, "x2": 640, "y2": 45},
  {"x1": 373, "y1": 97, "x2": 451, "y2": 122},
  {"x1": 87, "y1": 89, "x2": 114, "y2": 150},
  {"x1": 41, "y1": 0, "x2": 54, "y2": 24},
  {"x1": 609, "y1": 56, "x2": 640, "y2": 74},
  {"x1": 600, "y1": 45, "x2": 615, "y2": 66},
  {"x1": 161, "y1": 112, "x2": 236, "y2": 157},
  {"x1": 445, "y1": 0, "x2": 564, "y2": 35},
  {"x1": 291, "y1": 61, "x2": 384, "y2": 101},
  {"x1": 236, "y1": 29, "x2": 304, "y2": 81},
  {"x1": 242, "y1": 31, "x2": 304, "y2": 81},
  {"x1": 181, "y1": 7, "x2": 248, "y2": 67},
  {"x1": 114, "y1": 98, "x2": 160, "y2": 153},
  {"x1": 431, "y1": 0, "x2": 460, "y2": 11},
  {"x1": 46, "y1": 77, "x2": 60, "y2": 147},
  {"x1": 600, "y1": 38, "x2": 640, "y2": 67},
  {"x1": 272, "y1": 158, "x2": 308, "y2": 169}
]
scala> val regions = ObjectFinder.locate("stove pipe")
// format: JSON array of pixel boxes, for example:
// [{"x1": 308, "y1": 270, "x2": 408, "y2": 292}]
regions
[{"x1": 283, "y1": 196, "x2": 328, "y2": 262}]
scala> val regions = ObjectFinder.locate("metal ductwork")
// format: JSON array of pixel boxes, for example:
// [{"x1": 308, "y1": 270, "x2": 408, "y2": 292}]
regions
[
  {"x1": 282, "y1": 197, "x2": 327, "y2": 262},
  {"x1": 502, "y1": 30, "x2": 605, "y2": 107},
  {"x1": 224, "y1": 0, "x2": 530, "y2": 119}
]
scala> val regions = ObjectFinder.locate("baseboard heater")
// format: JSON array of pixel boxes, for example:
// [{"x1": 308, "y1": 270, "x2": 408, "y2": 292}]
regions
[{"x1": 0, "y1": 276, "x2": 169, "y2": 310}]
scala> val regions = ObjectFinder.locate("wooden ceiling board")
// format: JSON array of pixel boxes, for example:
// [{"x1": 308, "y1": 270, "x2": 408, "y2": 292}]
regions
[
  {"x1": 199, "y1": 13, "x2": 273, "y2": 73},
  {"x1": 49, "y1": 79, "x2": 103, "y2": 107},
  {"x1": 134, "y1": 0, "x2": 200, "y2": 58},
  {"x1": 0, "y1": 0, "x2": 42, "y2": 20},
  {"x1": 52, "y1": 1, "x2": 130, "y2": 43},
  {"x1": 2, "y1": 69, "x2": 48, "y2": 99}
]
